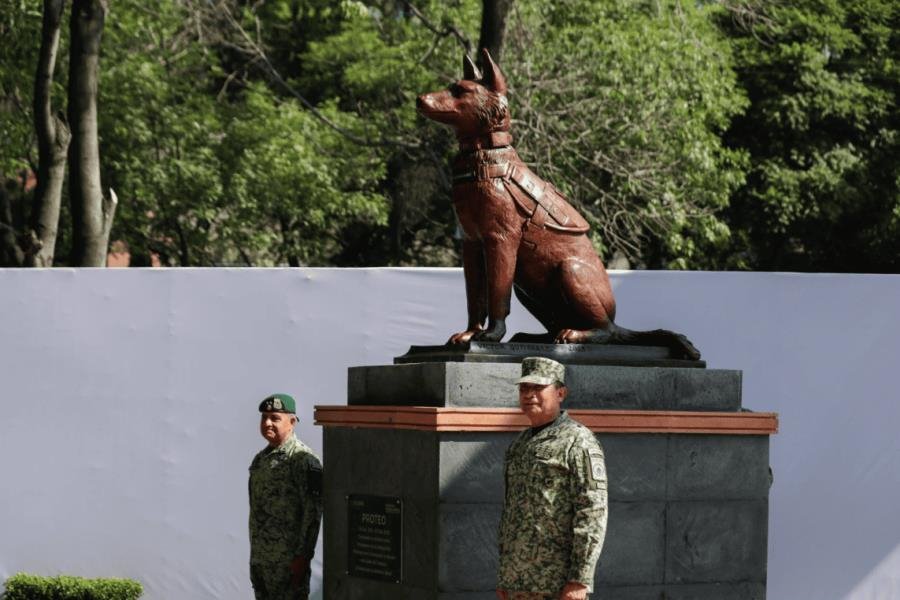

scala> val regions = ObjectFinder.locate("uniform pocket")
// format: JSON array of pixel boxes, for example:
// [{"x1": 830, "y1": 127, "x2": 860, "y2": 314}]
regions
[
  {"x1": 530, "y1": 449, "x2": 571, "y2": 516},
  {"x1": 531, "y1": 447, "x2": 569, "y2": 479}
]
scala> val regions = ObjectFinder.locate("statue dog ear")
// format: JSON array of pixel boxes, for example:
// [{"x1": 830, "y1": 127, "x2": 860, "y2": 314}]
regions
[
  {"x1": 481, "y1": 48, "x2": 507, "y2": 95},
  {"x1": 463, "y1": 53, "x2": 482, "y2": 81}
]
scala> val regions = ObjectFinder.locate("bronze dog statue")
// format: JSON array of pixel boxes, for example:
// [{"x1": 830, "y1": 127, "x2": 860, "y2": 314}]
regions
[{"x1": 416, "y1": 49, "x2": 699, "y2": 360}]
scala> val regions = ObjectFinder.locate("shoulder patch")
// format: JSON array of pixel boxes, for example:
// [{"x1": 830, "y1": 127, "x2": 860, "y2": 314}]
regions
[{"x1": 586, "y1": 448, "x2": 606, "y2": 487}]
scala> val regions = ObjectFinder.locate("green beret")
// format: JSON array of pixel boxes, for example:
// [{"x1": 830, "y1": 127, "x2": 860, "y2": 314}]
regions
[
  {"x1": 259, "y1": 393, "x2": 296, "y2": 414},
  {"x1": 517, "y1": 356, "x2": 566, "y2": 386}
]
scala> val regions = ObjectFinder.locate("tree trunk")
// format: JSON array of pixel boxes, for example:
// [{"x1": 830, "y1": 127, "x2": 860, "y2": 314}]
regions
[
  {"x1": 68, "y1": 0, "x2": 114, "y2": 267},
  {"x1": 478, "y1": 0, "x2": 514, "y2": 64},
  {"x1": 29, "y1": 0, "x2": 71, "y2": 267}
]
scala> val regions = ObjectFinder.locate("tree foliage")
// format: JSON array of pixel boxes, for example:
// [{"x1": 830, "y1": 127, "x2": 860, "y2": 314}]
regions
[
  {"x1": 1, "y1": 0, "x2": 46, "y2": 267},
  {"x1": 0, "y1": 0, "x2": 44, "y2": 178},
  {"x1": 99, "y1": 0, "x2": 393, "y2": 266},
  {"x1": 1, "y1": 0, "x2": 897, "y2": 270},
  {"x1": 503, "y1": 0, "x2": 748, "y2": 268},
  {"x1": 717, "y1": 0, "x2": 900, "y2": 270}
]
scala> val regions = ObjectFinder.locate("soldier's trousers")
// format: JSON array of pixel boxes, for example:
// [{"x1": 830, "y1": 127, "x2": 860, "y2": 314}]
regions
[{"x1": 249, "y1": 563, "x2": 308, "y2": 600}]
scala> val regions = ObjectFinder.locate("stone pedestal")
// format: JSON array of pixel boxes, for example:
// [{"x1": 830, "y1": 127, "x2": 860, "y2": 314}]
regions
[{"x1": 316, "y1": 345, "x2": 776, "y2": 600}]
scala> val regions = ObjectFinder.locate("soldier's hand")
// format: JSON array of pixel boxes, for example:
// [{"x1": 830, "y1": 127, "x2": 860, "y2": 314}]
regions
[
  {"x1": 559, "y1": 581, "x2": 588, "y2": 600},
  {"x1": 289, "y1": 555, "x2": 309, "y2": 588},
  {"x1": 495, "y1": 589, "x2": 508, "y2": 600}
]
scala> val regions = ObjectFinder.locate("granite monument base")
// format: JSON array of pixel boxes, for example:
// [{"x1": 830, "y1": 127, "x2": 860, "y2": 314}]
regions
[{"x1": 316, "y1": 346, "x2": 775, "y2": 600}]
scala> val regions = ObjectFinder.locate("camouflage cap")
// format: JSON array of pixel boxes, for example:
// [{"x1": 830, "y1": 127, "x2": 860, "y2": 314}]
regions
[
  {"x1": 258, "y1": 393, "x2": 296, "y2": 414},
  {"x1": 516, "y1": 356, "x2": 566, "y2": 386}
]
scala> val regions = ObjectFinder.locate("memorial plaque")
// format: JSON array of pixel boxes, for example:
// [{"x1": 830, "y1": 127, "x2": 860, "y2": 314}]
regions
[{"x1": 347, "y1": 494, "x2": 402, "y2": 583}]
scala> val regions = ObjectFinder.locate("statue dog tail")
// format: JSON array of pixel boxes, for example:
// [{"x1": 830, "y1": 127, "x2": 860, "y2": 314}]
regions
[{"x1": 606, "y1": 322, "x2": 701, "y2": 361}]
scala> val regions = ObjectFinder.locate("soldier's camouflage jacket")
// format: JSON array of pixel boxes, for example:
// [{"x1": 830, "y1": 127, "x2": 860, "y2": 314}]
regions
[
  {"x1": 497, "y1": 411, "x2": 608, "y2": 594},
  {"x1": 249, "y1": 435, "x2": 323, "y2": 570}
]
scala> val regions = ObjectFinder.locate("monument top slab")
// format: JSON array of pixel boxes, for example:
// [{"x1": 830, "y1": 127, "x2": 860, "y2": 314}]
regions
[{"x1": 395, "y1": 341, "x2": 706, "y2": 369}]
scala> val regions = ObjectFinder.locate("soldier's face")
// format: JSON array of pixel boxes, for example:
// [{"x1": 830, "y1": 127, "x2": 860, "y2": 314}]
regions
[
  {"x1": 259, "y1": 411, "x2": 296, "y2": 447},
  {"x1": 518, "y1": 382, "x2": 567, "y2": 426}
]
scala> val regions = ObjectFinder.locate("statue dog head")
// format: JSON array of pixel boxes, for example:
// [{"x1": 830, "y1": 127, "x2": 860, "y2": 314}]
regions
[{"x1": 416, "y1": 49, "x2": 511, "y2": 141}]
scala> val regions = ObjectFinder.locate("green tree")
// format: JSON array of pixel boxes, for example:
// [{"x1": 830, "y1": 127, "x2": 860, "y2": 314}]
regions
[
  {"x1": 501, "y1": 0, "x2": 748, "y2": 268},
  {"x1": 717, "y1": 0, "x2": 900, "y2": 271},
  {"x1": 98, "y1": 0, "x2": 228, "y2": 265},
  {"x1": 1, "y1": 0, "x2": 116, "y2": 267},
  {"x1": 8, "y1": 0, "x2": 893, "y2": 270},
  {"x1": 99, "y1": 0, "x2": 392, "y2": 266},
  {"x1": 0, "y1": 0, "x2": 43, "y2": 181},
  {"x1": 221, "y1": 85, "x2": 389, "y2": 266},
  {"x1": 290, "y1": 0, "x2": 482, "y2": 265}
]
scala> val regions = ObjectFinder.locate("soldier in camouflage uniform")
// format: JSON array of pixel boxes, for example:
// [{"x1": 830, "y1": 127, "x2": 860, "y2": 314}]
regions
[
  {"x1": 497, "y1": 358, "x2": 608, "y2": 600},
  {"x1": 249, "y1": 393, "x2": 323, "y2": 600}
]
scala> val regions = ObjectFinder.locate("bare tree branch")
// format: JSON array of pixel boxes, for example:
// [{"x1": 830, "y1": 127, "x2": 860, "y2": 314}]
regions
[{"x1": 403, "y1": 1, "x2": 472, "y2": 56}]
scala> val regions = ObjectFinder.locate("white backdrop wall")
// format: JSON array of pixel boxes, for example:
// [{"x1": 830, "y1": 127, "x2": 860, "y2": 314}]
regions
[{"x1": 1, "y1": 268, "x2": 899, "y2": 600}]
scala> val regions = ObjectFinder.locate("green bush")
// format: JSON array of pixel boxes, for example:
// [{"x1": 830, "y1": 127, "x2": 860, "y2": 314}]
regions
[{"x1": 3, "y1": 573, "x2": 143, "y2": 600}]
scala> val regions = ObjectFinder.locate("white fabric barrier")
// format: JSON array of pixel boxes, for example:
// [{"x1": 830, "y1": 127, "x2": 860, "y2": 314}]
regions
[{"x1": 1, "y1": 268, "x2": 898, "y2": 599}]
